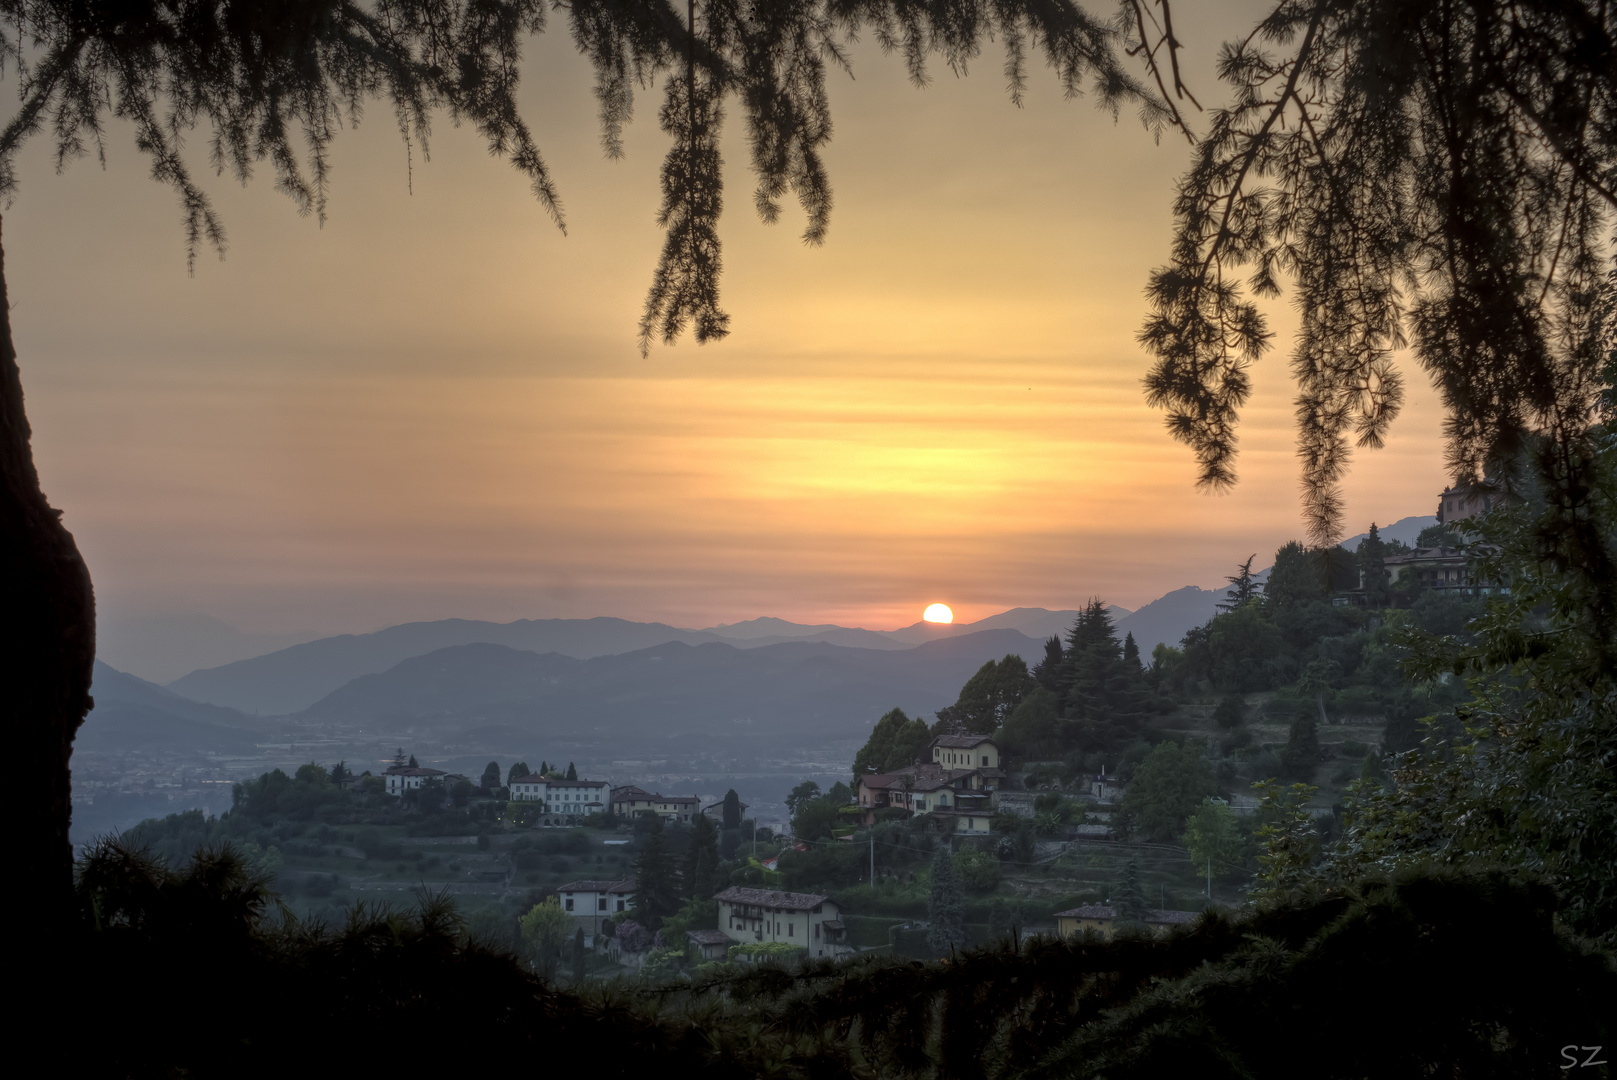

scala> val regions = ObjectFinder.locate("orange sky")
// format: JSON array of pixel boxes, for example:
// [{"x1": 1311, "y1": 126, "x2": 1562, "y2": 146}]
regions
[{"x1": 6, "y1": 4, "x2": 1449, "y2": 636}]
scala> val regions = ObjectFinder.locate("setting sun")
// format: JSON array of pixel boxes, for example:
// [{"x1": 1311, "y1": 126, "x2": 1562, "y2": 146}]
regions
[{"x1": 923, "y1": 603, "x2": 954, "y2": 624}]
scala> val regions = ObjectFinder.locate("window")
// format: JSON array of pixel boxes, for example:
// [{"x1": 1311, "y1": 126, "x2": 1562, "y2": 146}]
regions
[
  {"x1": 788, "y1": 924, "x2": 793, "y2": 937},
  {"x1": 565, "y1": 898, "x2": 574, "y2": 911},
  {"x1": 617, "y1": 900, "x2": 625, "y2": 911},
  {"x1": 814, "y1": 924, "x2": 820, "y2": 939},
  {"x1": 598, "y1": 897, "x2": 607, "y2": 911}
]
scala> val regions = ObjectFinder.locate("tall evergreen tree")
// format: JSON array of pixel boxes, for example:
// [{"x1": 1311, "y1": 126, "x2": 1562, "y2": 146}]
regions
[
  {"x1": 1117, "y1": 857, "x2": 1150, "y2": 925},
  {"x1": 633, "y1": 817, "x2": 679, "y2": 929},
  {"x1": 1282, "y1": 710, "x2": 1322, "y2": 782},
  {"x1": 721, "y1": 790, "x2": 742, "y2": 831},
  {"x1": 565, "y1": 762, "x2": 578, "y2": 781},
  {"x1": 507, "y1": 762, "x2": 531, "y2": 787},
  {"x1": 571, "y1": 927, "x2": 587, "y2": 983},
  {"x1": 1219, "y1": 555, "x2": 1260, "y2": 610},
  {"x1": 684, "y1": 813, "x2": 720, "y2": 901},
  {"x1": 407, "y1": 755, "x2": 419, "y2": 769},
  {"x1": 1122, "y1": 632, "x2": 1140, "y2": 668},
  {"x1": 1032, "y1": 635, "x2": 1065, "y2": 690},
  {"x1": 1358, "y1": 524, "x2": 1391, "y2": 607},
  {"x1": 926, "y1": 847, "x2": 966, "y2": 954},
  {"x1": 480, "y1": 762, "x2": 502, "y2": 791}
]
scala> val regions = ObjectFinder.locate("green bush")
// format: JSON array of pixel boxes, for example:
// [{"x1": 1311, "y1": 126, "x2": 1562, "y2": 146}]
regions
[{"x1": 953, "y1": 848, "x2": 1001, "y2": 893}]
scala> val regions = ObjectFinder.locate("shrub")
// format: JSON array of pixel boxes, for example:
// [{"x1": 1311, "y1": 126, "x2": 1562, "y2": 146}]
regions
[{"x1": 953, "y1": 849, "x2": 1001, "y2": 893}]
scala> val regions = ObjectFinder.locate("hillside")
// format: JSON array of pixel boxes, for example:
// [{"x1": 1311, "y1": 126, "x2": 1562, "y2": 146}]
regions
[{"x1": 299, "y1": 630, "x2": 1046, "y2": 745}]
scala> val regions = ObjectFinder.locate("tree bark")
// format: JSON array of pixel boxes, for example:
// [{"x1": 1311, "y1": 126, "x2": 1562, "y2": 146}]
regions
[{"x1": 0, "y1": 218, "x2": 96, "y2": 926}]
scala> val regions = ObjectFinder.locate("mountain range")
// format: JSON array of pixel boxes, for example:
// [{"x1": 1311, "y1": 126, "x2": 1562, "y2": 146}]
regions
[
  {"x1": 166, "y1": 605, "x2": 1203, "y2": 716},
  {"x1": 298, "y1": 629, "x2": 1051, "y2": 747}
]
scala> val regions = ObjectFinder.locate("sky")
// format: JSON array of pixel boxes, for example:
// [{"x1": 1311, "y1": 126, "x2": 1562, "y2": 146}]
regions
[{"x1": 5, "y1": 1, "x2": 1448, "y2": 641}]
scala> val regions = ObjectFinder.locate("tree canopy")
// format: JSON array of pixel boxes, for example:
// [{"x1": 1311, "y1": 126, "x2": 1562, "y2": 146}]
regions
[{"x1": 1139, "y1": 0, "x2": 1617, "y2": 542}]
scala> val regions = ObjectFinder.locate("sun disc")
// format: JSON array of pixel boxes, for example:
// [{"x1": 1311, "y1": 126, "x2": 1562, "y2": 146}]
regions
[{"x1": 923, "y1": 603, "x2": 954, "y2": 624}]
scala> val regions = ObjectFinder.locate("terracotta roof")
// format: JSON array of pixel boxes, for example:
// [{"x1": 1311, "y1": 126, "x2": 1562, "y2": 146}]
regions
[
  {"x1": 510, "y1": 774, "x2": 547, "y2": 785},
  {"x1": 607, "y1": 877, "x2": 637, "y2": 894},
  {"x1": 821, "y1": 920, "x2": 845, "y2": 931},
  {"x1": 1053, "y1": 904, "x2": 1116, "y2": 919},
  {"x1": 611, "y1": 785, "x2": 656, "y2": 799},
  {"x1": 714, "y1": 887, "x2": 829, "y2": 910},
  {"x1": 386, "y1": 767, "x2": 446, "y2": 778},
  {"x1": 932, "y1": 734, "x2": 997, "y2": 749},
  {"x1": 685, "y1": 929, "x2": 731, "y2": 946},
  {"x1": 547, "y1": 779, "x2": 606, "y2": 788}
]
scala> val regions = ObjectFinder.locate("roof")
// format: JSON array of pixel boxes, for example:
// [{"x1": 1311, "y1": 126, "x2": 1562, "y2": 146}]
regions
[
  {"x1": 702, "y1": 799, "x2": 750, "y2": 814},
  {"x1": 557, "y1": 878, "x2": 632, "y2": 893},
  {"x1": 932, "y1": 734, "x2": 997, "y2": 749},
  {"x1": 547, "y1": 778, "x2": 606, "y2": 787},
  {"x1": 611, "y1": 786, "x2": 656, "y2": 800},
  {"x1": 607, "y1": 877, "x2": 637, "y2": 894},
  {"x1": 386, "y1": 767, "x2": 446, "y2": 778},
  {"x1": 685, "y1": 929, "x2": 731, "y2": 946},
  {"x1": 714, "y1": 887, "x2": 829, "y2": 911},
  {"x1": 1147, "y1": 909, "x2": 1200, "y2": 925},
  {"x1": 510, "y1": 773, "x2": 547, "y2": 785},
  {"x1": 821, "y1": 920, "x2": 845, "y2": 931},
  {"x1": 1051, "y1": 905, "x2": 1201, "y2": 925}
]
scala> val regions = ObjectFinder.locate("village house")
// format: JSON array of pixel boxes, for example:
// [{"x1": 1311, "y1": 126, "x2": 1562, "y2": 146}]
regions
[
  {"x1": 611, "y1": 785, "x2": 701, "y2": 823},
  {"x1": 382, "y1": 764, "x2": 447, "y2": 796},
  {"x1": 1437, "y1": 481, "x2": 1514, "y2": 525},
  {"x1": 509, "y1": 774, "x2": 548, "y2": 802},
  {"x1": 1052, "y1": 904, "x2": 1200, "y2": 941},
  {"x1": 855, "y1": 735, "x2": 1004, "y2": 833},
  {"x1": 684, "y1": 929, "x2": 731, "y2": 962},
  {"x1": 714, "y1": 886, "x2": 850, "y2": 959},
  {"x1": 541, "y1": 778, "x2": 609, "y2": 824},
  {"x1": 556, "y1": 877, "x2": 637, "y2": 939}
]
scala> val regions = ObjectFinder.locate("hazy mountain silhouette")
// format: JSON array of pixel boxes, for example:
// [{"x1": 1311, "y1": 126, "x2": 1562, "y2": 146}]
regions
[
  {"x1": 81, "y1": 661, "x2": 265, "y2": 751},
  {"x1": 1113, "y1": 587, "x2": 1223, "y2": 655},
  {"x1": 299, "y1": 630, "x2": 1047, "y2": 745},
  {"x1": 169, "y1": 617, "x2": 735, "y2": 715}
]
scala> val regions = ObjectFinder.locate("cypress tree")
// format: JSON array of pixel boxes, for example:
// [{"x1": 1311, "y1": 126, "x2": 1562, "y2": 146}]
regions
[
  {"x1": 507, "y1": 762, "x2": 530, "y2": 787},
  {"x1": 1117, "y1": 857, "x2": 1150, "y2": 925},
  {"x1": 721, "y1": 790, "x2": 742, "y2": 830},
  {"x1": 480, "y1": 762, "x2": 502, "y2": 791},
  {"x1": 571, "y1": 927, "x2": 587, "y2": 983},
  {"x1": 1283, "y1": 710, "x2": 1321, "y2": 781},
  {"x1": 1122, "y1": 632, "x2": 1140, "y2": 668},
  {"x1": 633, "y1": 816, "x2": 679, "y2": 928},
  {"x1": 927, "y1": 847, "x2": 966, "y2": 954},
  {"x1": 684, "y1": 813, "x2": 720, "y2": 901},
  {"x1": 566, "y1": 762, "x2": 578, "y2": 781}
]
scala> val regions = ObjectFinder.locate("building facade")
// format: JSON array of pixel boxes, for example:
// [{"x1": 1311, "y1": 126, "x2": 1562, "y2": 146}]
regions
[
  {"x1": 855, "y1": 735, "x2": 1005, "y2": 832},
  {"x1": 383, "y1": 765, "x2": 447, "y2": 796},
  {"x1": 714, "y1": 886, "x2": 849, "y2": 959},
  {"x1": 611, "y1": 786, "x2": 701, "y2": 823},
  {"x1": 556, "y1": 876, "x2": 636, "y2": 938},
  {"x1": 1053, "y1": 904, "x2": 1200, "y2": 941}
]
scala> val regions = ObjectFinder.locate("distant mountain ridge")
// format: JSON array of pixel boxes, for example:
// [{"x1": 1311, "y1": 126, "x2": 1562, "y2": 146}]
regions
[
  {"x1": 165, "y1": 608, "x2": 1122, "y2": 715},
  {"x1": 298, "y1": 630, "x2": 1049, "y2": 745},
  {"x1": 81, "y1": 661, "x2": 265, "y2": 752}
]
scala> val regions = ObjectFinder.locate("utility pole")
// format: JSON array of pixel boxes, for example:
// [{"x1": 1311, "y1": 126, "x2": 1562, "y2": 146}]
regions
[{"x1": 869, "y1": 827, "x2": 875, "y2": 887}]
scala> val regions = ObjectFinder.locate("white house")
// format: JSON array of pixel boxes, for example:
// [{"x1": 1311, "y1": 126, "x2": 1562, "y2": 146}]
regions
[
  {"x1": 383, "y1": 765, "x2": 447, "y2": 796},
  {"x1": 543, "y1": 778, "x2": 610, "y2": 822},
  {"x1": 714, "y1": 886, "x2": 850, "y2": 959},
  {"x1": 509, "y1": 774, "x2": 549, "y2": 802},
  {"x1": 556, "y1": 877, "x2": 636, "y2": 938}
]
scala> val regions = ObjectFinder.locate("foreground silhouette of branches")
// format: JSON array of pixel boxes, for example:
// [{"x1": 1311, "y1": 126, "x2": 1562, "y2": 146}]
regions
[{"x1": 80, "y1": 838, "x2": 1615, "y2": 1078}]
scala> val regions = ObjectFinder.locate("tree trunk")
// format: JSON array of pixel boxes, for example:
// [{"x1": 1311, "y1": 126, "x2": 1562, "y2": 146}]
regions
[{"x1": 0, "y1": 218, "x2": 96, "y2": 927}]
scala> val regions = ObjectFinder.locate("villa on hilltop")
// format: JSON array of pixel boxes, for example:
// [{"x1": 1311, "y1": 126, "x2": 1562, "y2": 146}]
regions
[{"x1": 855, "y1": 734, "x2": 1004, "y2": 835}]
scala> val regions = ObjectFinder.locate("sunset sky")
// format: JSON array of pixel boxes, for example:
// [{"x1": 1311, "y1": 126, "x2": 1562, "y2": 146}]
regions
[{"x1": 5, "y1": 1, "x2": 1448, "y2": 639}]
